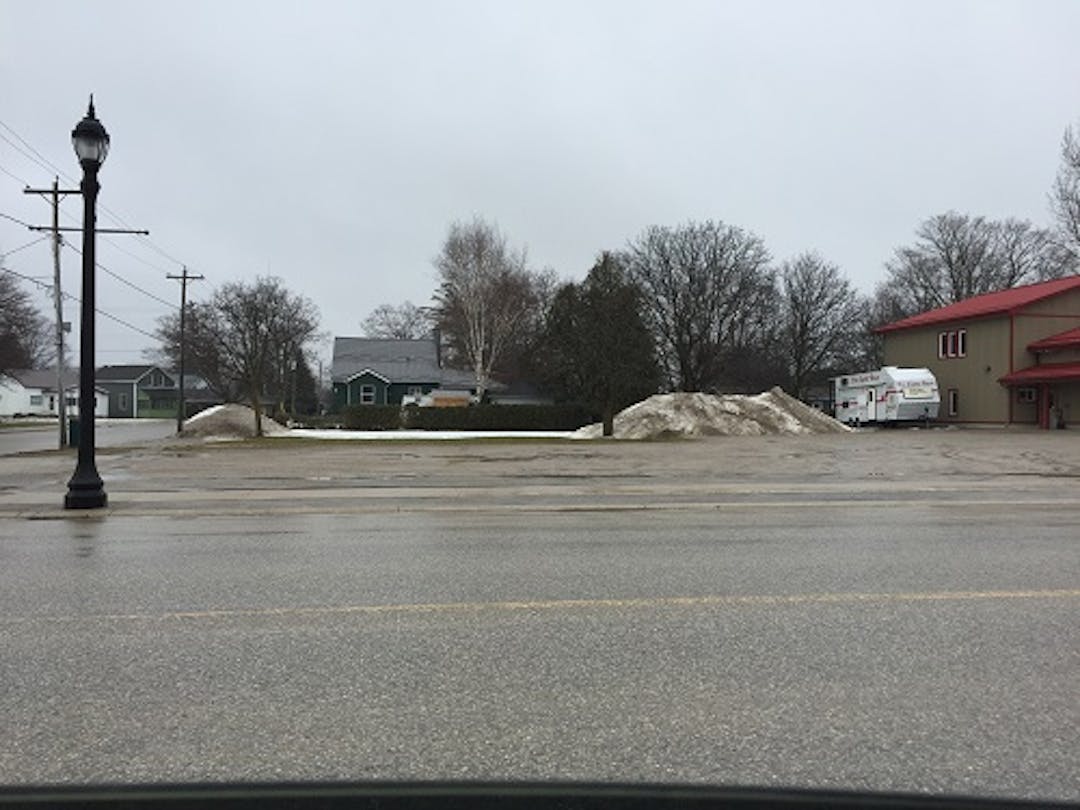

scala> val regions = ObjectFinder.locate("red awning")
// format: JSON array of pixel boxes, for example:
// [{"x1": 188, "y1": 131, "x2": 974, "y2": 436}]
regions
[
  {"x1": 1028, "y1": 325, "x2": 1080, "y2": 352},
  {"x1": 998, "y1": 361, "x2": 1080, "y2": 385}
]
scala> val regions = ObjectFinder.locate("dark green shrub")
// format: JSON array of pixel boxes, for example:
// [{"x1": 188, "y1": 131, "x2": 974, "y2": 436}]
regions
[
  {"x1": 403, "y1": 404, "x2": 595, "y2": 431},
  {"x1": 341, "y1": 405, "x2": 403, "y2": 430}
]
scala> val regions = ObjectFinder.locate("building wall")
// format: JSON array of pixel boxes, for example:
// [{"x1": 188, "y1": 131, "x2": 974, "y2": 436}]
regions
[
  {"x1": 1050, "y1": 382, "x2": 1079, "y2": 427},
  {"x1": 883, "y1": 287, "x2": 1080, "y2": 426},
  {"x1": 1012, "y1": 290, "x2": 1080, "y2": 371},
  {"x1": 883, "y1": 317, "x2": 1012, "y2": 423},
  {"x1": 1042, "y1": 347, "x2": 1080, "y2": 364},
  {"x1": 0, "y1": 378, "x2": 33, "y2": 416},
  {"x1": 0, "y1": 380, "x2": 107, "y2": 418},
  {"x1": 101, "y1": 382, "x2": 136, "y2": 418}
]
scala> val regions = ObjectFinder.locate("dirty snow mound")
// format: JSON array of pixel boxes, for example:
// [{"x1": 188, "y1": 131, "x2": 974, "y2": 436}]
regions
[
  {"x1": 181, "y1": 403, "x2": 291, "y2": 439},
  {"x1": 573, "y1": 387, "x2": 850, "y2": 439}
]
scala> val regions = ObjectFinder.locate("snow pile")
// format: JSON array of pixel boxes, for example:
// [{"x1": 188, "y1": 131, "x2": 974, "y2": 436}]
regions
[
  {"x1": 573, "y1": 387, "x2": 850, "y2": 439},
  {"x1": 180, "y1": 403, "x2": 292, "y2": 439}
]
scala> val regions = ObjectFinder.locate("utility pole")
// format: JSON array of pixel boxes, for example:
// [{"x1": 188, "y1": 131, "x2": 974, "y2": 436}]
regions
[
  {"x1": 24, "y1": 177, "x2": 77, "y2": 449},
  {"x1": 25, "y1": 178, "x2": 148, "y2": 453},
  {"x1": 167, "y1": 266, "x2": 204, "y2": 434}
]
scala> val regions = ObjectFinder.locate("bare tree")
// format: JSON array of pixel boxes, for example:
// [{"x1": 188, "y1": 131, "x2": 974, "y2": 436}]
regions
[
  {"x1": 152, "y1": 276, "x2": 320, "y2": 435},
  {"x1": 0, "y1": 270, "x2": 51, "y2": 376},
  {"x1": 996, "y1": 218, "x2": 1075, "y2": 282},
  {"x1": 779, "y1": 253, "x2": 864, "y2": 399},
  {"x1": 1051, "y1": 123, "x2": 1080, "y2": 260},
  {"x1": 623, "y1": 220, "x2": 773, "y2": 391},
  {"x1": 360, "y1": 301, "x2": 432, "y2": 340},
  {"x1": 151, "y1": 300, "x2": 240, "y2": 402},
  {"x1": 883, "y1": 212, "x2": 1073, "y2": 315},
  {"x1": 432, "y1": 217, "x2": 536, "y2": 398}
]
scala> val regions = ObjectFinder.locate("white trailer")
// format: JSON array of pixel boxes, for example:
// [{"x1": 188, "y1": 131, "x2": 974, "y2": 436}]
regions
[{"x1": 832, "y1": 366, "x2": 939, "y2": 425}]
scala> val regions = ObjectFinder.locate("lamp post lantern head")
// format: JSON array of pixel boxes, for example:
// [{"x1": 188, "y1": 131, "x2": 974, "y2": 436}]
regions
[{"x1": 71, "y1": 95, "x2": 109, "y2": 168}]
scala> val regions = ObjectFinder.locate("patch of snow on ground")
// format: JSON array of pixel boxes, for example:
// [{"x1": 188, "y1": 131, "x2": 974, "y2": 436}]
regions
[
  {"x1": 281, "y1": 430, "x2": 574, "y2": 441},
  {"x1": 573, "y1": 387, "x2": 850, "y2": 439}
]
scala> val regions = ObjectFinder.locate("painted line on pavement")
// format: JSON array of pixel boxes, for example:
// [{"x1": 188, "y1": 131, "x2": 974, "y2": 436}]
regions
[{"x1": 3, "y1": 588, "x2": 1078, "y2": 627}]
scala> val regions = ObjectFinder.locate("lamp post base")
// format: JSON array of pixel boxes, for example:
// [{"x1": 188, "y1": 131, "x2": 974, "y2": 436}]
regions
[{"x1": 64, "y1": 477, "x2": 108, "y2": 509}]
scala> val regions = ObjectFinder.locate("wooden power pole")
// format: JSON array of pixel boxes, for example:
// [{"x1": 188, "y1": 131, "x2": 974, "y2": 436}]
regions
[{"x1": 167, "y1": 266, "x2": 204, "y2": 434}]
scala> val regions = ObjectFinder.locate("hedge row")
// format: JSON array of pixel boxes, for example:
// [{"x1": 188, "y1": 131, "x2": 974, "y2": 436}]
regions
[{"x1": 340, "y1": 404, "x2": 596, "y2": 432}]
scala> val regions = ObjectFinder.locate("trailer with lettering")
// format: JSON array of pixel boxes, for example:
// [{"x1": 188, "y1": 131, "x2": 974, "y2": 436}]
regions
[{"x1": 831, "y1": 366, "x2": 939, "y2": 425}]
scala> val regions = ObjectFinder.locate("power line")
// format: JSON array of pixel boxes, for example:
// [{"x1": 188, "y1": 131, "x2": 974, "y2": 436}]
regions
[
  {"x1": 0, "y1": 234, "x2": 49, "y2": 258},
  {"x1": 0, "y1": 120, "x2": 77, "y2": 184},
  {"x1": 12, "y1": 190, "x2": 172, "y2": 314},
  {"x1": 0, "y1": 129, "x2": 63, "y2": 181},
  {"x1": 1, "y1": 265, "x2": 159, "y2": 341},
  {"x1": 0, "y1": 117, "x2": 189, "y2": 272},
  {"x1": 62, "y1": 242, "x2": 178, "y2": 310},
  {"x1": 0, "y1": 265, "x2": 50, "y2": 290},
  {"x1": 0, "y1": 210, "x2": 33, "y2": 228},
  {"x1": 0, "y1": 162, "x2": 31, "y2": 186},
  {"x1": 99, "y1": 234, "x2": 175, "y2": 276}
]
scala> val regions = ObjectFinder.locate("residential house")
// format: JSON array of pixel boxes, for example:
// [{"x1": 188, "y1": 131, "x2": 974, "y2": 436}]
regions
[
  {"x1": 96, "y1": 365, "x2": 178, "y2": 418},
  {"x1": 0, "y1": 369, "x2": 108, "y2": 418},
  {"x1": 875, "y1": 276, "x2": 1080, "y2": 428},
  {"x1": 331, "y1": 337, "x2": 478, "y2": 409}
]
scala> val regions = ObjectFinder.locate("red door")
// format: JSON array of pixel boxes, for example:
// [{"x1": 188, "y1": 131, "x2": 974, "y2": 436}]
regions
[{"x1": 1038, "y1": 384, "x2": 1052, "y2": 430}]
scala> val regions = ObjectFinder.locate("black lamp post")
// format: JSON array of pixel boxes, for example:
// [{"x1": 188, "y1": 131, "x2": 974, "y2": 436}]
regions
[{"x1": 65, "y1": 97, "x2": 110, "y2": 509}]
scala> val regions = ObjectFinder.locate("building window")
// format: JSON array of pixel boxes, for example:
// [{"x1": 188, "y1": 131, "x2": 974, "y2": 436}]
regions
[
  {"x1": 947, "y1": 388, "x2": 959, "y2": 417},
  {"x1": 29, "y1": 394, "x2": 43, "y2": 406},
  {"x1": 1017, "y1": 387, "x2": 1037, "y2": 404},
  {"x1": 937, "y1": 329, "x2": 968, "y2": 359},
  {"x1": 119, "y1": 392, "x2": 129, "y2": 410},
  {"x1": 407, "y1": 386, "x2": 424, "y2": 397},
  {"x1": 359, "y1": 384, "x2": 376, "y2": 405}
]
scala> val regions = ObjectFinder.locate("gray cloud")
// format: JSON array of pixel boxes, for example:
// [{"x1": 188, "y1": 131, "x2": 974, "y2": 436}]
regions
[{"x1": 2, "y1": 0, "x2": 1078, "y2": 364}]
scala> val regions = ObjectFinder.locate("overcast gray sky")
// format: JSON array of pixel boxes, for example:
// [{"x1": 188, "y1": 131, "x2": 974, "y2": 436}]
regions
[{"x1": 2, "y1": 1, "x2": 1079, "y2": 368}]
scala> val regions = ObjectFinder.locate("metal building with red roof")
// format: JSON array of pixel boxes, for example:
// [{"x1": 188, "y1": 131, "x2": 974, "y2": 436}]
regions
[{"x1": 874, "y1": 276, "x2": 1080, "y2": 428}]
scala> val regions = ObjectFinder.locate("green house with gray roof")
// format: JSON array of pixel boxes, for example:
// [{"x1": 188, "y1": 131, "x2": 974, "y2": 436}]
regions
[{"x1": 331, "y1": 337, "x2": 476, "y2": 410}]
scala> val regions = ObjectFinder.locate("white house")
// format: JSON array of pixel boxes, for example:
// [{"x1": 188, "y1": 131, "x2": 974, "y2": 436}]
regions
[{"x1": 0, "y1": 369, "x2": 108, "y2": 418}]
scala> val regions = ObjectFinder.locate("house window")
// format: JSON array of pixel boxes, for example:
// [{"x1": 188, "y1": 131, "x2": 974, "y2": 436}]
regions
[
  {"x1": 1017, "y1": 387, "x2": 1037, "y2": 404},
  {"x1": 407, "y1": 386, "x2": 424, "y2": 397},
  {"x1": 956, "y1": 329, "x2": 967, "y2": 357},
  {"x1": 947, "y1": 388, "x2": 959, "y2": 417},
  {"x1": 119, "y1": 392, "x2": 129, "y2": 411},
  {"x1": 938, "y1": 332, "x2": 948, "y2": 359},
  {"x1": 29, "y1": 394, "x2": 43, "y2": 406},
  {"x1": 359, "y1": 384, "x2": 376, "y2": 405}
]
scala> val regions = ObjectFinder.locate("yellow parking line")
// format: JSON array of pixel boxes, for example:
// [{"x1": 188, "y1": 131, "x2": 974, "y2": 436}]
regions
[{"x1": 3, "y1": 588, "x2": 1078, "y2": 627}]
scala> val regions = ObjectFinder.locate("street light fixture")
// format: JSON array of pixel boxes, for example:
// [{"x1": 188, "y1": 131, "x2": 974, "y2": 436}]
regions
[{"x1": 65, "y1": 96, "x2": 109, "y2": 509}]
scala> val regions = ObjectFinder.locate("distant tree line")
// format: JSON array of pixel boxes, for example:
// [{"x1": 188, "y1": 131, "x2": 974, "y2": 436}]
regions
[
  {"x1": 354, "y1": 122, "x2": 1078, "y2": 425},
  {"x1": 62, "y1": 115, "x2": 1080, "y2": 434}
]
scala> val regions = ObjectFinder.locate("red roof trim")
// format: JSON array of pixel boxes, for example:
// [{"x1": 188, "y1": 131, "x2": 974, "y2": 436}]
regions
[
  {"x1": 875, "y1": 275, "x2": 1080, "y2": 334},
  {"x1": 998, "y1": 361, "x2": 1080, "y2": 385},
  {"x1": 1027, "y1": 325, "x2": 1080, "y2": 352}
]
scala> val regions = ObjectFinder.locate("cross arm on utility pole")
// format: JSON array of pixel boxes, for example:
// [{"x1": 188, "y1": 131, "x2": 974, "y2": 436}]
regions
[{"x1": 28, "y1": 225, "x2": 149, "y2": 234}]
